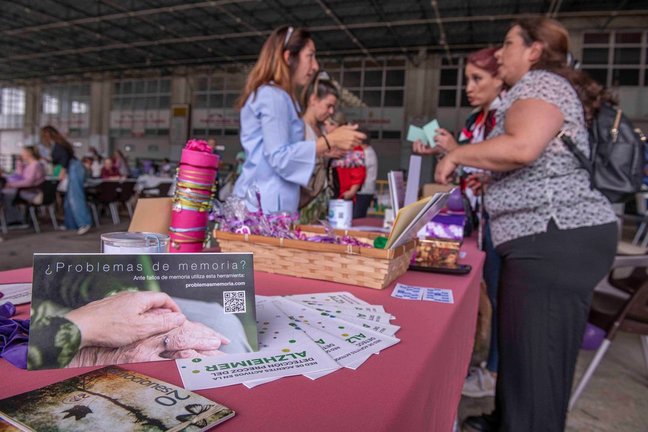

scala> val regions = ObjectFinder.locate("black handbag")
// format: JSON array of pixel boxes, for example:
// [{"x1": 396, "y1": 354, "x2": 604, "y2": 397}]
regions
[{"x1": 560, "y1": 103, "x2": 646, "y2": 203}]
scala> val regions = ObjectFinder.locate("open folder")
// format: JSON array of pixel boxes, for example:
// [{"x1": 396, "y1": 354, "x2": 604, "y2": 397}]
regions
[{"x1": 386, "y1": 189, "x2": 454, "y2": 249}]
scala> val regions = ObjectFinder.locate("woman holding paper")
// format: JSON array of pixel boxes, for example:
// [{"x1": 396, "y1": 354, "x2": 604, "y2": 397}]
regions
[
  {"x1": 233, "y1": 26, "x2": 365, "y2": 213},
  {"x1": 413, "y1": 47, "x2": 505, "y2": 401},
  {"x1": 298, "y1": 72, "x2": 342, "y2": 223},
  {"x1": 436, "y1": 18, "x2": 617, "y2": 432}
]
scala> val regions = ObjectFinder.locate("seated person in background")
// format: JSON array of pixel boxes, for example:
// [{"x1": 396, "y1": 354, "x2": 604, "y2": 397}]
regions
[
  {"x1": 2, "y1": 146, "x2": 46, "y2": 224},
  {"x1": 112, "y1": 149, "x2": 130, "y2": 178},
  {"x1": 81, "y1": 156, "x2": 93, "y2": 179},
  {"x1": 160, "y1": 158, "x2": 173, "y2": 177},
  {"x1": 100, "y1": 158, "x2": 122, "y2": 179},
  {"x1": 354, "y1": 131, "x2": 378, "y2": 218},
  {"x1": 332, "y1": 142, "x2": 366, "y2": 202}
]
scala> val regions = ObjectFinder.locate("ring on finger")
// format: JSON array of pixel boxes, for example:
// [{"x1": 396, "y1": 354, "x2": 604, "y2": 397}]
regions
[{"x1": 163, "y1": 336, "x2": 170, "y2": 348}]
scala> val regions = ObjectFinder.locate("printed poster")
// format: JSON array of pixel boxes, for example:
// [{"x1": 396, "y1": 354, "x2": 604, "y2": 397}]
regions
[{"x1": 28, "y1": 253, "x2": 257, "y2": 370}]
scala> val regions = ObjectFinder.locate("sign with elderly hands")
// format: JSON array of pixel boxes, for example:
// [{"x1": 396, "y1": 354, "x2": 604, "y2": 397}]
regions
[{"x1": 28, "y1": 253, "x2": 257, "y2": 370}]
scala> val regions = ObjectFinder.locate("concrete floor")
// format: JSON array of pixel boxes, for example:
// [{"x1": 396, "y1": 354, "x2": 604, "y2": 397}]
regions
[
  {"x1": 1, "y1": 216, "x2": 647, "y2": 431},
  {"x1": 458, "y1": 332, "x2": 648, "y2": 431}
]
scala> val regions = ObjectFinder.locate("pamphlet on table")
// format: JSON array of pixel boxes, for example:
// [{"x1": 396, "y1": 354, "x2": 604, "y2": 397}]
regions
[
  {"x1": 28, "y1": 253, "x2": 258, "y2": 370},
  {"x1": 0, "y1": 366, "x2": 234, "y2": 431},
  {"x1": 176, "y1": 292, "x2": 400, "y2": 390}
]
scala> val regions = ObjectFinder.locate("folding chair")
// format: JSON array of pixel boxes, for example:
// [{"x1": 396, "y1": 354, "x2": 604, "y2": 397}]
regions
[
  {"x1": 14, "y1": 180, "x2": 59, "y2": 233},
  {"x1": 87, "y1": 181, "x2": 121, "y2": 226},
  {"x1": 569, "y1": 255, "x2": 648, "y2": 410}
]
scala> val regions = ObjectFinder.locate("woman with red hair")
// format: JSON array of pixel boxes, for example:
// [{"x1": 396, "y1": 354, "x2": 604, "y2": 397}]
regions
[{"x1": 415, "y1": 47, "x2": 505, "y2": 400}]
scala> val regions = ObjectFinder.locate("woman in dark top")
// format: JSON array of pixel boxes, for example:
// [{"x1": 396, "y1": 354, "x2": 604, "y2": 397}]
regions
[{"x1": 41, "y1": 125, "x2": 92, "y2": 235}]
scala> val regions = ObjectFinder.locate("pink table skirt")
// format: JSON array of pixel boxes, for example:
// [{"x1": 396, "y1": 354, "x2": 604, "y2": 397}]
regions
[{"x1": 0, "y1": 240, "x2": 484, "y2": 432}]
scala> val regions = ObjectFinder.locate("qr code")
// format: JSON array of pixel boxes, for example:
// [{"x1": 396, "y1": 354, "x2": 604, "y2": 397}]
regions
[{"x1": 223, "y1": 291, "x2": 246, "y2": 314}]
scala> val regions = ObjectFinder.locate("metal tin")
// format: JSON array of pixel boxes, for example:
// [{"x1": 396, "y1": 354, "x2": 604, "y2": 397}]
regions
[{"x1": 101, "y1": 232, "x2": 170, "y2": 254}]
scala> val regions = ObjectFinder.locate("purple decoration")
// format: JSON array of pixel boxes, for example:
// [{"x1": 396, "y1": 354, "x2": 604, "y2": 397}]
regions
[
  {"x1": 0, "y1": 317, "x2": 29, "y2": 369},
  {"x1": 0, "y1": 302, "x2": 16, "y2": 318},
  {"x1": 215, "y1": 196, "x2": 373, "y2": 247},
  {"x1": 581, "y1": 323, "x2": 606, "y2": 351},
  {"x1": 446, "y1": 188, "x2": 464, "y2": 212}
]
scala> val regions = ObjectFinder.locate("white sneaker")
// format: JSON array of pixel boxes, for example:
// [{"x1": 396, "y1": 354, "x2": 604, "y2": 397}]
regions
[
  {"x1": 462, "y1": 363, "x2": 496, "y2": 398},
  {"x1": 77, "y1": 225, "x2": 91, "y2": 235}
]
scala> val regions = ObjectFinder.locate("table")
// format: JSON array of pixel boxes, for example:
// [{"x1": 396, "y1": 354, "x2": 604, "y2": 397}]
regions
[{"x1": 0, "y1": 241, "x2": 484, "y2": 432}]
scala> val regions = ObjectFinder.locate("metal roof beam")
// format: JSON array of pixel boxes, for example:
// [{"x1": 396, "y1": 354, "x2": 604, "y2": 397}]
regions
[
  {"x1": 2, "y1": 0, "x2": 255, "y2": 36},
  {"x1": 367, "y1": 0, "x2": 415, "y2": 63},
  {"x1": 314, "y1": 0, "x2": 378, "y2": 64},
  {"x1": 100, "y1": 0, "x2": 239, "y2": 64},
  {"x1": 3, "y1": 9, "x2": 648, "y2": 64}
]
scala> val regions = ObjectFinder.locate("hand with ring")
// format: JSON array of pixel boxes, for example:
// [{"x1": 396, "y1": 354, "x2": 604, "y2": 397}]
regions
[{"x1": 67, "y1": 320, "x2": 230, "y2": 367}]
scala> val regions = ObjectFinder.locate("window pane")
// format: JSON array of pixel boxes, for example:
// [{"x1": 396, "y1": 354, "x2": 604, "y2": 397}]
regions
[
  {"x1": 612, "y1": 69, "x2": 639, "y2": 86},
  {"x1": 196, "y1": 77, "x2": 209, "y2": 91},
  {"x1": 211, "y1": 76, "x2": 225, "y2": 90},
  {"x1": 121, "y1": 81, "x2": 132, "y2": 94},
  {"x1": 438, "y1": 89, "x2": 456, "y2": 107},
  {"x1": 460, "y1": 89, "x2": 471, "y2": 107},
  {"x1": 195, "y1": 94, "x2": 208, "y2": 108},
  {"x1": 363, "y1": 70, "x2": 383, "y2": 87},
  {"x1": 120, "y1": 97, "x2": 132, "y2": 110},
  {"x1": 145, "y1": 96, "x2": 158, "y2": 109},
  {"x1": 386, "y1": 59, "x2": 406, "y2": 67},
  {"x1": 440, "y1": 69, "x2": 458, "y2": 86},
  {"x1": 615, "y1": 32, "x2": 641, "y2": 44},
  {"x1": 158, "y1": 96, "x2": 170, "y2": 108},
  {"x1": 385, "y1": 70, "x2": 405, "y2": 87},
  {"x1": 583, "y1": 68, "x2": 608, "y2": 86},
  {"x1": 614, "y1": 48, "x2": 641, "y2": 65},
  {"x1": 133, "y1": 97, "x2": 146, "y2": 110},
  {"x1": 384, "y1": 90, "x2": 403, "y2": 107},
  {"x1": 362, "y1": 90, "x2": 382, "y2": 107},
  {"x1": 146, "y1": 80, "x2": 158, "y2": 93},
  {"x1": 224, "y1": 93, "x2": 238, "y2": 108},
  {"x1": 369, "y1": 130, "x2": 380, "y2": 139},
  {"x1": 582, "y1": 48, "x2": 608, "y2": 64},
  {"x1": 134, "y1": 81, "x2": 146, "y2": 94},
  {"x1": 224, "y1": 129, "x2": 238, "y2": 136},
  {"x1": 112, "y1": 97, "x2": 122, "y2": 110},
  {"x1": 160, "y1": 79, "x2": 171, "y2": 93},
  {"x1": 382, "y1": 130, "x2": 402, "y2": 139},
  {"x1": 583, "y1": 33, "x2": 609, "y2": 44},
  {"x1": 113, "y1": 82, "x2": 121, "y2": 93},
  {"x1": 343, "y1": 71, "x2": 361, "y2": 87},
  {"x1": 209, "y1": 94, "x2": 224, "y2": 108}
]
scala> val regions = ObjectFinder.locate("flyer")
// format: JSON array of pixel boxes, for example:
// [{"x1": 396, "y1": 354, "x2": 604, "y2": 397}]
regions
[{"x1": 28, "y1": 253, "x2": 258, "y2": 370}]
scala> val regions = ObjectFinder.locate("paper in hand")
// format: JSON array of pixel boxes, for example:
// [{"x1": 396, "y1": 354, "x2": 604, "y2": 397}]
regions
[
  {"x1": 423, "y1": 120, "x2": 440, "y2": 147},
  {"x1": 406, "y1": 125, "x2": 428, "y2": 145}
]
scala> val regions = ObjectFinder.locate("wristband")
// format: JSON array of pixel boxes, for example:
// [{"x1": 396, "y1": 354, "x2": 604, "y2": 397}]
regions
[{"x1": 322, "y1": 135, "x2": 331, "y2": 151}]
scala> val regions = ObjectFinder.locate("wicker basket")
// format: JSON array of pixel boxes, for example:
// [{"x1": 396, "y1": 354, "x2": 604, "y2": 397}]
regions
[{"x1": 214, "y1": 226, "x2": 415, "y2": 289}]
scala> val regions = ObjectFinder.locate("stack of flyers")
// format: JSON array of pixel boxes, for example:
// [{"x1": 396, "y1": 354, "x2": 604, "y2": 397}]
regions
[{"x1": 176, "y1": 292, "x2": 400, "y2": 390}]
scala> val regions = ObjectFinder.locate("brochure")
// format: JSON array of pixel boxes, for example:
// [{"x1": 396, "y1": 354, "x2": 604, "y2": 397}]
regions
[
  {"x1": 0, "y1": 366, "x2": 234, "y2": 431},
  {"x1": 386, "y1": 190, "x2": 453, "y2": 249},
  {"x1": 28, "y1": 253, "x2": 258, "y2": 370},
  {"x1": 388, "y1": 171, "x2": 405, "y2": 214},
  {"x1": 405, "y1": 119, "x2": 440, "y2": 147}
]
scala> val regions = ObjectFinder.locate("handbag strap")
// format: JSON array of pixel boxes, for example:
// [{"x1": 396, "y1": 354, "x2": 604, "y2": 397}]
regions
[{"x1": 558, "y1": 130, "x2": 594, "y2": 177}]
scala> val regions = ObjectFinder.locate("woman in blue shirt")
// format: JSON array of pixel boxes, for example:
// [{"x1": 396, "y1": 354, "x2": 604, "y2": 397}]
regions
[{"x1": 233, "y1": 26, "x2": 365, "y2": 213}]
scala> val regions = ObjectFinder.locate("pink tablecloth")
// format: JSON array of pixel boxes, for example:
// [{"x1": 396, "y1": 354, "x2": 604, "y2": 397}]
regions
[{"x1": 0, "y1": 241, "x2": 484, "y2": 432}]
